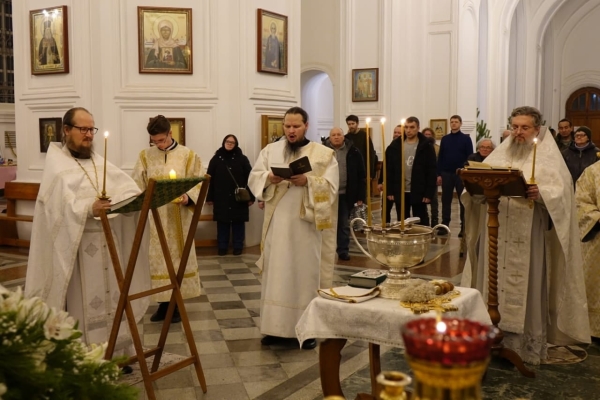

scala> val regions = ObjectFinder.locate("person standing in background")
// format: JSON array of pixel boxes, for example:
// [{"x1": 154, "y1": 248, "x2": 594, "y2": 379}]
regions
[
  {"x1": 437, "y1": 115, "x2": 473, "y2": 236},
  {"x1": 206, "y1": 134, "x2": 255, "y2": 256}
]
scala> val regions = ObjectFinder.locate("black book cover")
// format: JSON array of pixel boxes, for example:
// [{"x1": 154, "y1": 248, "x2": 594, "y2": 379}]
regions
[{"x1": 271, "y1": 156, "x2": 312, "y2": 178}]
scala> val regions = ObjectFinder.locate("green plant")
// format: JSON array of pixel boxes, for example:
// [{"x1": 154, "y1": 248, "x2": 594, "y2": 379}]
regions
[
  {"x1": 0, "y1": 286, "x2": 138, "y2": 400},
  {"x1": 476, "y1": 108, "x2": 491, "y2": 142}
]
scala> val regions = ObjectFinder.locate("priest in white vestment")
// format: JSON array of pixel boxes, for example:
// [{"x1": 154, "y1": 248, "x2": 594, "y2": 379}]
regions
[
  {"x1": 575, "y1": 162, "x2": 600, "y2": 338},
  {"x1": 461, "y1": 106, "x2": 590, "y2": 365},
  {"x1": 132, "y1": 115, "x2": 202, "y2": 323},
  {"x1": 248, "y1": 107, "x2": 338, "y2": 350},
  {"x1": 25, "y1": 107, "x2": 151, "y2": 356}
]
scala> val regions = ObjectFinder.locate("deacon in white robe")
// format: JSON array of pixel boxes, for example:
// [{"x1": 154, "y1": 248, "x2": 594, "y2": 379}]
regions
[
  {"x1": 26, "y1": 136, "x2": 150, "y2": 355},
  {"x1": 575, "y1": 162, "x2": 600, "y2": 338},
  {"x1": 132, "y1": 117, "x2": 202, "y2": 315},
  {"x1": 248, "y1": 107, "x2": 338, "y2": 343},
  {"x1": 461, "y1": 106, "x2": 590, "y2": 365}
]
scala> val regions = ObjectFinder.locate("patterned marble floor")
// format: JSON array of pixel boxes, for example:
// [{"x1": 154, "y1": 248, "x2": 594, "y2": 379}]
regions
[{"x1": 3, "y1": 197, "x2": 599, "y2": 399}]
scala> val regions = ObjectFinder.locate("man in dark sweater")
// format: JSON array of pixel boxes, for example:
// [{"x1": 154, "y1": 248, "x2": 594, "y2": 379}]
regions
[
  {"x1": 345, "y1": 114, "x2": 377, "y2": 179},
  {"x1": 436, "y1": 115, "x2": 473, "y2": 235},
  {"x1": 556, "y1": 118, "x2": 574, "y2": 152}
]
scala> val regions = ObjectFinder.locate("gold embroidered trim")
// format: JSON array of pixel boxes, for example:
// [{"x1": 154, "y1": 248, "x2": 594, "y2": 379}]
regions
[{"x1": 151, "y1": 271, "x2": 198, "y2": 280}]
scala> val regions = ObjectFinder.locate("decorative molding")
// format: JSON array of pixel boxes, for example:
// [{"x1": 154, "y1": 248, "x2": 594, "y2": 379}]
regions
[
  {"x1": 428, "y1": 0, "x2": 453, "y2": 25},
  {"x1": 116, "y1": 0, "x2": 217, "y2": 98}
]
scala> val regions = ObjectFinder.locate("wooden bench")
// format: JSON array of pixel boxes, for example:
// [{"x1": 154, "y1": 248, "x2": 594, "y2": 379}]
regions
[
  {"x1": 0, "y1": 182, "x2": 39, "y2": 248},
  {"x1": 0, "y1": 181, "x2": 217, "y2": 248}
]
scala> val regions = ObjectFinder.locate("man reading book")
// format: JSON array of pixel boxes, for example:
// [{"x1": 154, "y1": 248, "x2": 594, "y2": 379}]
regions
[{"x1": 248, "y1": 106, "x2": 339, "y2": 350}]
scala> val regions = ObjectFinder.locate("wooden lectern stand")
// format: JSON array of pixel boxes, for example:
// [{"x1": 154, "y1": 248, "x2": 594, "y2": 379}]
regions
[
  {"x1": 458, "y1": 168, "x2": 535, "y2": 378},
  {"x1": 99, "y1": 176, "x2": 210, "y2": 399}
]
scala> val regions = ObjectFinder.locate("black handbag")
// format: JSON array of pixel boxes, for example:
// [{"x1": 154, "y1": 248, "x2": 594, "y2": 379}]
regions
[{"x1": 225, "y1": 163, "x2": 251, "y2": 203}]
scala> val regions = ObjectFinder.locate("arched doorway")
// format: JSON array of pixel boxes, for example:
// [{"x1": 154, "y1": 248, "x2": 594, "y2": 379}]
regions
[
  {"x1": 300, "y1": 70, "x2": 334, "y2": 143},
  {"x1": 565, "y1": 87, "x2": 600, "y2": 144}
]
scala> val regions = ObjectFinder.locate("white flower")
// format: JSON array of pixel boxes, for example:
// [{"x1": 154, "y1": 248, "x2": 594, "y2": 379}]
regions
[
  {"x1": 0, "y1": 287, "x2": 23, "y2": 313},
  {"x1": 83, "y1": 343, "x2": 108, "y2": 365},
  {"x1": 17, "y1": 296, "x2": 49, "y2": 325},
  {"x1": 43, "y1": 308, "x2": 77, "y2": 341},
  {"x1": 0, "y1": 382, "x2": 7, "y2": 398}
]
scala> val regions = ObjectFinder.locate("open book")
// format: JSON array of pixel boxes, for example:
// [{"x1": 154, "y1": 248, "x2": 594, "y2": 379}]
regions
[
  {"x1": 460, "y1": 166, "x2": 529, "y2": 198},
  {"x1": 270, "y1": 156, "x2": 312, "y2": 179},
  {"x1": 464, "y1": 161, "x2": 512, "y2": 171}
]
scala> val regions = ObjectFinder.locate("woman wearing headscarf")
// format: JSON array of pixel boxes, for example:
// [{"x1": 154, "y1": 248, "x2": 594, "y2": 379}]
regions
[{"x1": 206, "y1": 135, "x2": 255, "y2": 255}]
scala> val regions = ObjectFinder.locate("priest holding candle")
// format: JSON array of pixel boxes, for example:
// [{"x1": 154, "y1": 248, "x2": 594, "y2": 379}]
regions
[
  {"x1": 461, "y1": 106, "x2": 591, "y2": 365},
  {"x1": 132, "y1": 115, "x2": 203, "y2": 323},
  {"x1": 26, "y1": 107, "x2": 151, "y2": 358}
]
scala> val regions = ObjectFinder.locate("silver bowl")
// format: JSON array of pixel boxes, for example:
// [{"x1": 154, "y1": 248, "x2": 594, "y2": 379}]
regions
[{"x1": 350, "y1": 218, "x2": 450, "y2": 299}]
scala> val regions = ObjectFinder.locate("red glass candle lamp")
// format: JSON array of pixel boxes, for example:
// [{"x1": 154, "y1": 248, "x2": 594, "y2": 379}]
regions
[{"x1": 401, "y1": 318, "x2": 498, "y2": 400}]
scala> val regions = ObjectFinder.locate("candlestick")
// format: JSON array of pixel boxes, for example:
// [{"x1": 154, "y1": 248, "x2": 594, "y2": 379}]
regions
[
  {"x1": 169, "y1": 169, "x2": 177, "y2": 179},
  {"x1": 365, "y1": 117, "x2": 372, "y2": 226},
  {"x1": 399, "y1": 119, "x2": 406, "y2": 231},
  {"x1": 99, "y1": 131, "x2": 110, "y2": 201},
  {"x1": 529, "y1": 138, "x2": 538, "y2": 184},
  {"x1": 380, "y1": 117, "x2": 387, "y2": 228}
]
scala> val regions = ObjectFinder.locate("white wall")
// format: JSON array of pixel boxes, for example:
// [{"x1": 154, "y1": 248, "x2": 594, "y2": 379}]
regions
[{"x1": 12, "y1": 0, "x2": 302, "y2": 246}]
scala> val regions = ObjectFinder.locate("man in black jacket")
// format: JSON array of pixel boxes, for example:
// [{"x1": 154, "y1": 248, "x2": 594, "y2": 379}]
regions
[
  {"x1": 326, "y1": 127, "x2": 366, "y2": 260},
  {"x1": 345, "y1": 114, "x2": 377, "y2": 179},
  {"x1": 384, "y1": 117, "x2": 437, "y2": 226}
]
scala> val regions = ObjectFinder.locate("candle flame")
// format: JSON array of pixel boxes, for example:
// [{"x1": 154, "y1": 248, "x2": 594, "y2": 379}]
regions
[
  {"x1": 169, "y1": 169, "x2": 176, "y2": 179},
  {"x1": 104, "y1": 131, "x2": 109, "y2": 138},
  {"x1": 380, "y1": 117, "x2": 386, "y2": 124},
  {"x1": 436, "y1": 320, "x2": 447, "y2": 333},
  {"x1": 400, "y1": 118, "x2": 406, "y2": 125},
  {"x1": 533, "y1": 138, "x2": 538, "y2": 144},
  {"x1": 366, "y1": 117, "x2": 371, "y2": 124}
]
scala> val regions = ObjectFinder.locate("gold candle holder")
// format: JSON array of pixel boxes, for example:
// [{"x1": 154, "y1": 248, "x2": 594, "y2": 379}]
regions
[
  {"x1": 377, "y1": 371, "x2": 411, "y2": 400},
  {"x1": 380, "y1": 117, "x2": 387, "y2": 228},
  {"x1": 366, "y1": 117, "x2": 372, "y2": 226},
  {"x1": 399, "y1": 119, "x2": 406, "y2": 231},
  {"x1": 99, "y1": 131, "x2": 110, "y2": 201}
]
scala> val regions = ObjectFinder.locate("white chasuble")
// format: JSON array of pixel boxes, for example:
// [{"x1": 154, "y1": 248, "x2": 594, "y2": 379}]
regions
[
  {"x1": 26, "y1": 143, "x2": 151, "y2": 352},
  {"x1": 248, "y1": 140, "x2": 339, "y2": 338},
  {"x1": 575, "y1": 162, "x2": 600, "y2": 337},
  {"x1": 461, "y1": 127, "x2": 590, "y2": 364},
  {"x1": 132, "y1": 144, "x2": 203, "y2": 302}
]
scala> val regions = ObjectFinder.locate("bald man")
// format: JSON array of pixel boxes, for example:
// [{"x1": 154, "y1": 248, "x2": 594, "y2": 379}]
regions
[
  {"x1": 502, "y1": 129, "x2": 511, "y2": 143},
  {"x1": 325, "y1": 127, "x2": 366, "y2": 260}
]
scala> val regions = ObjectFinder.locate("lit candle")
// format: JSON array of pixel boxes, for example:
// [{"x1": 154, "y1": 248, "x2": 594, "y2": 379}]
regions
[
  {"x1": 169, "y1": 169, "x2": 177, "y2": 179},
  {"x1": 380, "y1": 117, "x2": 387, "y2": 228},
  {"x1": 399, "y1": 119, "x2": 406, "y2": 231},
  {"x1": 365, "y1": 117, "x2": 372, "y2": 226},
  {"x1": 530, "y1": 138, "x2": 538, "y2": 183},
  {"x1": 101, "y1": 131, "x2": 109, "y2": 199}
]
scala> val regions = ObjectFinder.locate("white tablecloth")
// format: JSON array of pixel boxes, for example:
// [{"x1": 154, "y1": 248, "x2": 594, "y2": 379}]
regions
[{"x1": 296, "y1": 287, "x2": 491, "y2": 347}]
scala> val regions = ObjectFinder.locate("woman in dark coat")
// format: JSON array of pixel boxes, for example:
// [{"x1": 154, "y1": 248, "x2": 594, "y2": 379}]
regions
[{"x1": 206, "y1": 135, "x2": 255, "y2": 255}]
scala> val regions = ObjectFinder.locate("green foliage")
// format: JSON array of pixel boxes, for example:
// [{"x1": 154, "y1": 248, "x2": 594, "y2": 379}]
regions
[
  {"x1": 476, "y1": 108, "x2": 491, "y2": 142},
  {"x1": 0, "y1": 287, "x2": 138, "y2": 400}
]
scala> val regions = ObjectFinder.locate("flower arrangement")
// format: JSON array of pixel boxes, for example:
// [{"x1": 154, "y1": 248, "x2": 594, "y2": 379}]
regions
[{"x1": 0, "y1": 286, "x2": 138, "y2": 400}]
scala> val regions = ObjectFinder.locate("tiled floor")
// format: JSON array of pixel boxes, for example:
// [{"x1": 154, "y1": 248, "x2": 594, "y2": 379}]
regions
[{"x1": 3, "y1": 196, "x2": 599, "y2": 399}]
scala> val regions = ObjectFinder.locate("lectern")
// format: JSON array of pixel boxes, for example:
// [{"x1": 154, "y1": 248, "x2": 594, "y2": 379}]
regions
[
  {"x1": 99, "y1": 176, "x2": 210, "y2": 399},
  {"x1": 458, "y1": 168, "x2": 535, "y2": 378}
]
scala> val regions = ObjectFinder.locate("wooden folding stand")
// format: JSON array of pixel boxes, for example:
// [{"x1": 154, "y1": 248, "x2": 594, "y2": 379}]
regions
[
  {"x1": 458, "y1": 168, "x2": 535, "y2": 378},
  {"x1": 98, "y1": 175, "x2": 211, "y2": 399}
]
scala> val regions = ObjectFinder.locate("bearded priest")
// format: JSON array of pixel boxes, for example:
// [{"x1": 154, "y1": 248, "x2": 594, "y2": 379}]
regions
[
  {"x1": 25, "y1": 107, "x2": 151, "y2": 356},
  {"x1": 461, "y1": 106, "x2": 590, "y2": 365}
]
